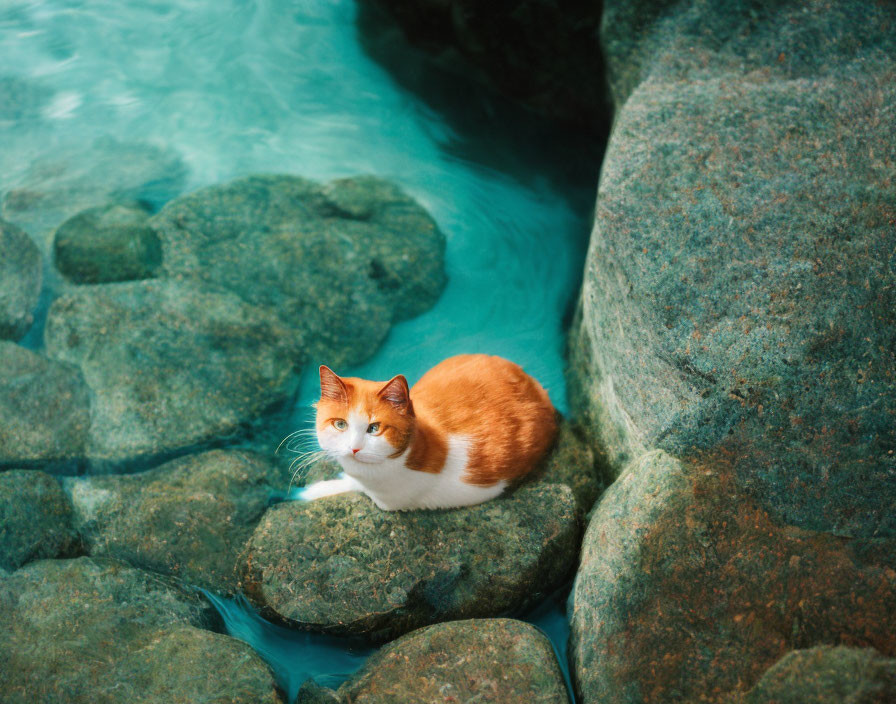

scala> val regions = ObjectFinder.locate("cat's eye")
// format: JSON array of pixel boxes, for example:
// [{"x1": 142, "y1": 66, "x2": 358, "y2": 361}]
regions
[
  {"x1": 366, "y1": 423, "x2": 380, "y2": 434},
  {"x1": 333, "y1": 419, "x2": 347, "y2": 431}
]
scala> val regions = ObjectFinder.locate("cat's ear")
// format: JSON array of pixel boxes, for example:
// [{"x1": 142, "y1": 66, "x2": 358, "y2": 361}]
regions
[
  {"x1": 378, "y1": 375, "x2": 413, "y2": 415},
  {"x1": 319, "y1": 365, "x2": 348, "y2": 402}
]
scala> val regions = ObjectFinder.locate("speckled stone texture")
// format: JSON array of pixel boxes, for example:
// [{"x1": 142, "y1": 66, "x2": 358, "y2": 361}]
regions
[
  {"x1": 741, "y1": 646, "x2": 896, "y2": 704},
  {"x1": 150, "y1": 174, "x2": 446, "y2": 367},
  {"x1": 0, "y1": 557, "x2": 282, "y2": 704},
  {"x1": 0, "y1": 470, "x2": 79, "y2": 570},
  {"x1": 0, "y1": 217, "x2": 41, "y2": 340},
  {"x1": 569, "y1": 7, "x2": 896, "y2": 697},
  {"x1": 43, "y1": 279, "x2": 300, "y2": 469},
  {"x1": 240, "y1": 481, "x2": 580, "y2": 643},
  {"x1": 64, "y1": 449, "x2": 286, "y2": 593},
  {"x1": 53, "y1": 202, "x2": 162, "y2": 283},
  {"x1": 569, "y1": 452, "x2": 896, "y2": 704},
  {"x1": 335, "y1": 619, "x2": 569, "y2": 703},
  {"x1": 0, "y1": 342, "x2": 90, "y2": 468},
  {"x1": 357, "y1": 0, "x2": 604, "y2": 129}
]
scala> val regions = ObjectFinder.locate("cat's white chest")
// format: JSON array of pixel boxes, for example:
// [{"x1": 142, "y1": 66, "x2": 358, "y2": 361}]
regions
[{"x1": 345, "y1": 435, "x2": 506, "y2": 510}]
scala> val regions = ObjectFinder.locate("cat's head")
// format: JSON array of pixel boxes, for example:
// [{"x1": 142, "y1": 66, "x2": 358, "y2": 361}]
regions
[{"x1": 316, "y1": 365, "x2": 415, "y2": 468}]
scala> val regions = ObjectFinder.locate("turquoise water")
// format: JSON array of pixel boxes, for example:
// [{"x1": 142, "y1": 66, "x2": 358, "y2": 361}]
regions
[{"x1": 3, "y1": 0, "x2": 595, "y2": 700}]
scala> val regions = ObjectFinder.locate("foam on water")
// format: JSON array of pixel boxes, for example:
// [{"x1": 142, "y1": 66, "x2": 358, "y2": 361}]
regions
[{"x1": 3, "y1": 0, "x2": 594, "y2": 700}]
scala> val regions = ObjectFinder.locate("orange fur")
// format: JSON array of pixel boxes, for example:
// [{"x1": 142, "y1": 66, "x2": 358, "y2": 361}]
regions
[{"x1": 317, "y1": 354, "x2": 557, "y2": 487}]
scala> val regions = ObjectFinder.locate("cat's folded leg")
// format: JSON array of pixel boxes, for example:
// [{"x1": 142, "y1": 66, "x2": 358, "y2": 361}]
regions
[{"x1": 293, "y1": 473, "x2": 362, "y2": 501}]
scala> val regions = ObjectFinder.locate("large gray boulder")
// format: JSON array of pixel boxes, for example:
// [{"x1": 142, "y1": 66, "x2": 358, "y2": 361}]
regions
[
  {"x1": 240, "y1": 481, "x2": 580, "y2": 643},
  {"x1": 0, "y1": 218, "x2": 41, "y2": 340},
  {"x1": 334, "y1": 619, "x2": 569, "y2": 703},
  {"x1": 0, "y1": 557, "x2": 282, "y2": 704},
  {"x1": 0, "y1": 342, "x2": 90, "y2": 468},
  {"x1": 0, "y1": 470, "x2": 79, "y2": 570},
  {"x1": 44, "y1": 279, "x2": 300, "y2": 469},
  {"x1": 568, "y1": 4, "x2": 896, "y2": 701},
  {"x1": 742, "y1": 646, "x2": 896, "y2": 704},
  {"x1": 150, "y1": 174, "x2": 446, "y2": 367},
  {"x1": 65, "y1": 449, "x2": 286, "y2": 593}
]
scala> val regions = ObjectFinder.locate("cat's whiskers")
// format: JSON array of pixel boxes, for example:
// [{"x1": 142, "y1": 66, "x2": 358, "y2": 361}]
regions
[{"x1": 286, "y1": 448, "x2": 328, "y2": 494}]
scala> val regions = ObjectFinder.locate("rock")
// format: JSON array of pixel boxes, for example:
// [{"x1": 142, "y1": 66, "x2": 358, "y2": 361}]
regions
[
  {"x1": 53, "y1": 202, "x2": 161, "y2": 283},
  {"x1": 0, "y1": 218, "x2": 41, "y2": 340},
  {"x1": 0, "y1": 75, "x2": 53, "y2": 122},
  {"x1": 150, "y1": 174, "x2": 446, "y2": 367},
  {"x1": 1, "y1": 136, "x2": 187, "y2": 251},
  {"x1": 357, "y1": 0, "x2": 605, "y2": 129},
  {"x1": 0, "y1": 557, "x2": 282, "y2": 704},
  {"x1": 569, "y1": 0, "x2": 896, "y2": 541},
  {"x1": 569, "y1": 451, "x2": 896, "y2": 704},
  {"x1": 536, "y1": 420, "x2": 603, "y2": 514},
  {"x1": 742, "y1": 646, "x2": 896, "y2": 704},
  {"x1": 44, "y1": 280, "x2": 301, "y2": 469},
  {"x1": 240, "y1": 482, "x2": 580, "y2": 643},
  {"x1": 295, "y1": 681, "x2": 342, "y2": 704},
  {"x1": 0, "y1": 470, "x2": 79, "y2": 570},
  {"x1": 65, "y1": 449, "x2": 286, "y2": 593},
  {"x1": 337, "y1": 619, "x2": 569, "y2": 703},
  {"x1": 0, "y1": 342, "x2": 90, "y2": 468}
]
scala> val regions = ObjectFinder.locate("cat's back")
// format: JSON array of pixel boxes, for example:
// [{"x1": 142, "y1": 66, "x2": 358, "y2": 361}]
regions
[{"x1": 411, "y1": 354, "x2": 557, "y2": 485}]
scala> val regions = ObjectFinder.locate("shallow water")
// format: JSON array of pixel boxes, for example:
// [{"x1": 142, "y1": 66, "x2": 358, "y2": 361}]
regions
[{"x1": 3, "y1": 0, "x2": 595, "y2": 700}]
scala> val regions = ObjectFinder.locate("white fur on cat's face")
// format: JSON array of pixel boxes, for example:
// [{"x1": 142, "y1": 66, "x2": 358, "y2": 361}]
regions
[{"x1": 317, "y1": 409, "x2": 396, "y2": 476}]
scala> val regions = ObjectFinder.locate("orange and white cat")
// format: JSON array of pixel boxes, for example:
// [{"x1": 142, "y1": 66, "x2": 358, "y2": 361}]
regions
[{"x1": 297, "y1": 354, "x2": 557, "y2": 510}]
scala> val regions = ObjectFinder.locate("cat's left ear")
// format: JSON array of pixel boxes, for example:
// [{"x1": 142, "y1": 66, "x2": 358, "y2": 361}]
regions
[{"x1": 378, "y1": 375, "x2": 413, "y2": 415}]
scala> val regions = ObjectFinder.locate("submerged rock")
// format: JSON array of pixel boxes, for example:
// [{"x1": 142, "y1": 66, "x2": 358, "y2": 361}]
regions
[
  {"x1": 150, "y1": 174, "x2": 446, "y2": 367},
  {"x1": 742, "y1": 646, "x2": 896, "y2": 704},
  {"x1": 0, "y1": 218, "x2": 41, "y2": 340},
  {"x1": 240, "y1": 481, "x2": 579, "y2": 643},
  {"x1": 1, "y1": 136, "x2": 187, "y2": 251},
  {"x1": 337, "y1": 619, "x2": 569, "y2": 703},
  {"x1": 569, "y1": 451, "x2": 896, "y2": 704},
  {"x1": 65, "y1": 449, "x2": 286, "y2": 593},
  {"x1": 0, "y1": 342, "x2": 90, "y2": 468},
  {"x1": 44, "y1": 280, "x2": 300, "y2": 468},
  {"x1": 0, "y1": 470, "x2": 79, "y2": 570},
  {"x1": 0, "y1": 557, "x2": 282, "y2": 704},
  {"x1": 53, "y1": 202, "x2": 161, "y2": 283}
]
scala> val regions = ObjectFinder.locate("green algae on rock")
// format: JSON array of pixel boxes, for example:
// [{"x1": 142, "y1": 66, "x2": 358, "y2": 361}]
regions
[
  {"x1": 150, "y1": 174, "x2": 447, "y2": 368},
  {"x1": 240, "y1": 482, "x2": 580, "y2": 643},
  {"x1": 64, "y1": 449, "x2": 286, "y2": 593},
  {"x1": 0, "y1": 557, "x2": 282, "y2": 704},
  {"x1": 336, "y1": 618, "x2": 570, "y2": 703},
  {"x1": 0, "y1": 218, "x2": 42, "y2": 341},
  {"x1": 43, "y1": 279, "x2": 301, "y2": 469},
  {"x1": 569, "y1": 451, "x2": 896, "y2": 704},
  {"x1": 742, "y1": 646, "x2": 896, "y2": 704},
  {"x1": 53, "y1": 202, "x2": 162, "y2": 283},
  {"x1": 0, "y1": 470, "x2": 80, "y2": 570},
  {"x1": 0, "y1": 342, "x2": 90, "y2": 468}
]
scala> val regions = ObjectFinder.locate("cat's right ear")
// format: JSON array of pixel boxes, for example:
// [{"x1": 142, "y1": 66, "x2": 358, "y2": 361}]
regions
[
  {"x1": 378, "y1": 375, "x2": 413, "y2": 415},
  {"x1": 319, "y1": 365, "x2": 348, "y2": 402}
]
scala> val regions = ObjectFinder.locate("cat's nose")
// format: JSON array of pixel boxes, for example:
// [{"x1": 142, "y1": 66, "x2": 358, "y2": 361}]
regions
[{"x1": 352, "y1": 448, "x2": 360, "y2": 455}]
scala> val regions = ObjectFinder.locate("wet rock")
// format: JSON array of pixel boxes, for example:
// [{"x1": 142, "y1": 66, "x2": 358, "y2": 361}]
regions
[
  {"x1": 150, "y1": 174, "x2": 446, "y2": 367},
  {"x1": 570, "y1": 1, "x2": 896, "y2": 539},
  {"x1": 53, "y1": 202, "x2": 161, "y2": 283},
  {"x1": 357, "y1": 1, "x2": 604, "y2": 129},
  {"x1": 295, "y1": 681, "x2": 341, "y2": 704},
  {"x1": 65, "y1": 449, "x2": 286, "y2": 593},
  {"x1": 337, "y1": 619, "x2": 569, "y2": 703},
  {"x1": 0, "y1": 470, "x2": 79, "y2": 570},
  {"x1": 1, "y1": 136, "x2": 187, "y2": 251},
  {"x1": 44, "y1": 280, "x2": 300, "y2": 469},
  {"x1": 0, "y1": 342, "x2": 90, "y2": 468},
  {"x1": 569, "y1": 451, "x2": 896, "y2": 704},
  {"x1": 742, "y1": 646, "x2": 896, "y2": 704},
  {"x1": 0, "y1": 218, "x2": 41, "y2": 340},
  {"x1": 240, "y1": 482, "x2": 580, "y2": 643},
  {"x1": 0, "y1": 557, "x2": 282, "y2": 704},
  {"x1": 536, "y1": 420, "x2": 603, "y2": 514}
]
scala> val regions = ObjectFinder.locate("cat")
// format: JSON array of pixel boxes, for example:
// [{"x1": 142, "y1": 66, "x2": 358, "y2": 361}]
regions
[{"x1": 295, "y1": 354, "x2": 557, "y2": 510}]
